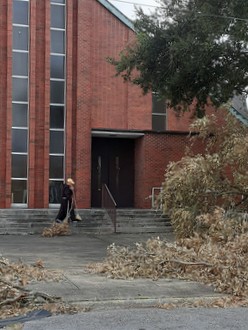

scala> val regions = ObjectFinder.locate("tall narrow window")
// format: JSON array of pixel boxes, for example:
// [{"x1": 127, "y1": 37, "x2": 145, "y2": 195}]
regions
[
  {"x1": 11, "y1": 0, "x2": 29, "y2": 205},
  {"x1": 152, "y1": 93, "x2": 167, "y2": 131},
  {"x1": 49, "y1": 0, "x2": 66, "y2": 204}
]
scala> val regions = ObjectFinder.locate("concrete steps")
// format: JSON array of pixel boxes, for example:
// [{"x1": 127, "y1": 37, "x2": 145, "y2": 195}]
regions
[
  {"x1": 0, "y1": 209, "x2": 111, "y2": 235},
  {"x1": 116, "y1": 209, "x2": 172, "y2": 233},
  {"x1": 0, "y1": 208, "x2": 172, "y2": 235}
]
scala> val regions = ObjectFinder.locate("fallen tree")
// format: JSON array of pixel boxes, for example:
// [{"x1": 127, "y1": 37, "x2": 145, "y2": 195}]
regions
[
  {"x1": 87, "y1": 208, "x2": 248, "y2": 303},
  {"x1": 87, "y1": 113, "x2": 248, "y2": 304},
  {"x1": 160, "y1": 111, "x2": 248, "y2": 238}
]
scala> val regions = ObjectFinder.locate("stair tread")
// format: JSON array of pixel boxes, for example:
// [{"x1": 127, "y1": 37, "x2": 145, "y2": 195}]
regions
[{"x1": 0, "y1": 209, "x2": 172, "y2": 235}]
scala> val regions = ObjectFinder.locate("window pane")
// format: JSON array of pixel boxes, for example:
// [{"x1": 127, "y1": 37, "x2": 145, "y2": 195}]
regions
[
  {"x1": 12, "y1": 103, "x2": 28, "y2": 127},
  {"x1": 152, "y1": 115, "x2": 166, "y2": 131},
  {"x1": 50, "y1": 130, "x2": 64, "y2": 153},
  {"x1": 49, "y1": 180, "x2": 63, "y2": 203},
  {"x1": 11, "y1": 180, "x2": 27, "y2": 203},
  {"x1": 51, "y1": 5, "x2": 65, "y2": 29},
  {"x1": 12, "y1": 77, "x2": 28, "y2": 102},
  {"x1": 152, "y1": 94, "x2": 166, "y2": 114},
  {"x1": 50, "y1": 55, "x2": 65, "y2": 79},
  {"x1": 50, "y1": 80, "x2": 64, "y2": 103},
  {"x1": 49, "y1": 155, "x2": 64, "y2": 178},
  {"x1": 51, "y1": 0, "x2": 65, "y2": 3},
  {"x1": 12, "y1": 129, "x2": 28, "y2": 152},
  {"x1": 13, "y1": 26, "x2": 29, "y2": 51},
  {"x1": 12, "y1": 154, "x2": 27, "y2": 177},
  {"x1": 13, "y1": 0, "x2": 29, "y2": 25},
  {"x1": 50, "y1": 105, "x2": 64, "y2": 128},
  {"x1": 12, "y1": 52, "x2": 28, "y2": 76},
  {"x1": 51, "y1": 30, "x2": 65, "y2": 54}
]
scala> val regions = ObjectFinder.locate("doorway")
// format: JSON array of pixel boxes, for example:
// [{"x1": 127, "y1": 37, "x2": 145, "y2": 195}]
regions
[{"x1": 91, "y1": 137, "x2": 134, "y2": 207}]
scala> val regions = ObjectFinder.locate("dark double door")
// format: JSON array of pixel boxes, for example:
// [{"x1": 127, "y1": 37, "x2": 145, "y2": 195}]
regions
[{"x1": 91, "y1": 137, "x2": 134, "y2": 208}]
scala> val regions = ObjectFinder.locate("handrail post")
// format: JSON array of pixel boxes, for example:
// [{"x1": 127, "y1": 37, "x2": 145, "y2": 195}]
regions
[{"x1": 101, "y1": 183, "x2": 117, "y2": 233}]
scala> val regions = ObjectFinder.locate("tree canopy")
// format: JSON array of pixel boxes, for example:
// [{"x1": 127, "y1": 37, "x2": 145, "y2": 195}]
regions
[{"x1": 109, "y1": 0, "x2": 248, "y2": 113}]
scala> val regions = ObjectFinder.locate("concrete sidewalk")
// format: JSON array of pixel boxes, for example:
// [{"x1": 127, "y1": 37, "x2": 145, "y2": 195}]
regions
[{"x1": 0, "y1": 232, "x2": 225, "y2": 310}]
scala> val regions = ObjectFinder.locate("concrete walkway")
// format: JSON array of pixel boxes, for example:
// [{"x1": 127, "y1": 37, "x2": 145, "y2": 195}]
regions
[{"x1": 0, "y1": 232, "x2": 225, "y2": 310}]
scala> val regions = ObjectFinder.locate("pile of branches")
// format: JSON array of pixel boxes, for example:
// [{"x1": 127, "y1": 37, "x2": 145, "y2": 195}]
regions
[
  {"x1": 0, "y1": 257, "x2": 79, "y2": 319},
  {"x1": 87, "y1": 208, "x2": 248, "y2": 302},
  {"x1": 42, "y1": 222, "x2": 71, "y2": 237},
  {"x1": 160, "y1": 113, "x2": 248, "y2": 238}
]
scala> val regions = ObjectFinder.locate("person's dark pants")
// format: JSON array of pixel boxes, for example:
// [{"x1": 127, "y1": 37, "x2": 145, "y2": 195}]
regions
[
  {"x1": 68, "y1": 207, "x2": 76, "y2": 222},
  {"x1": 56, "y1": 198, "x2": 76, "y2": 222}
]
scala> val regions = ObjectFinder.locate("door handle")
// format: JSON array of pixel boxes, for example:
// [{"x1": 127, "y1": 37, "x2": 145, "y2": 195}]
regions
[{"x1": 97, "y1": 156, "x2": 101, "y2": 191}]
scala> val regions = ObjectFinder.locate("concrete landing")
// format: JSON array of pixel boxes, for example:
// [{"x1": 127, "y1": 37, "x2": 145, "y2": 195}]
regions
[{"x1": 0, "y1": 233, "x2": 225, "y2": 310}]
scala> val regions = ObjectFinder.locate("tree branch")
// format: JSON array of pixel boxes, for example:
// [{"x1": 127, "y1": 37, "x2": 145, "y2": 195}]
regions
[
  {"x1": 0, "y1": 294, "x2": 27, "y2": 307},
  {"x1": 0, "y1": 278, "x2": 29, "y2": 292},
  {"x1": 160, "y1": 259, "x2": 213, "y2": 267}
]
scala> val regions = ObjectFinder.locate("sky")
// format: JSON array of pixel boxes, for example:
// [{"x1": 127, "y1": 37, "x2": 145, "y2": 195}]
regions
[{"x1": 108, "y1": 0, "x2": 160, "y2": 20}]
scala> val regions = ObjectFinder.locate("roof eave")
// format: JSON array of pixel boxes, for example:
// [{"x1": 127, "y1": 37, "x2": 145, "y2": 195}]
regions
[{"x1": 97, "y1": 0, "x2": 135, "y2": 31}]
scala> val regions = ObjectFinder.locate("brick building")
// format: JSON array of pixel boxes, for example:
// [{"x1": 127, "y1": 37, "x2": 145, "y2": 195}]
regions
[{"x1": 0, "y1": 0, "x2": 229, "y2": 210}]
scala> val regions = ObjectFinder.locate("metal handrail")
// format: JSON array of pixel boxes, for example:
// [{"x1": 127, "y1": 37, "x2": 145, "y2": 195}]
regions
[
  {"x1": 101, "y1": 183, "x2": 117, "y2": 233},
  {"x1": 151, "y1": 187, "x2": 163, "y2": 209}
]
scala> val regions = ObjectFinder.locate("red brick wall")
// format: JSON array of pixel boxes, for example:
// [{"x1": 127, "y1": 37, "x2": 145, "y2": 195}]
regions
[
  {"x1": 0, "y1": 0, "x2": 12, "y2": 207},
  {"x1": 72, "y1": 0, "x2": 93, "y2": 208},
  {"x1": 0, "y1": 0, "x2": 8, "y2": 207},
  {"x1": 71, "y1": 1, "x2": 217, "y2": 208},
  {"x1": 167, "y1": 102, "x2": 226, "y2": 132},
  {"x1": 72, "y1": 0, "x2": 153, "y2": 208},
  {"x1": 89, "y1": 2, "x2": 226, "y2": 135},
  {"x1": 0, "y1": 0, "x2": 233, "y2": 209},
  {"x1": 90, "y1": 1, "x2": 152, "y2": 131},
  {"x1": 134, "y1": 132, "x2": 205, "y2": 208},
  {"x1": 167, "y1": 109, "x2": 194, "y2": 132},
  {"x1": 28, "y1": 0, "x2": 51, "y2": 208}
]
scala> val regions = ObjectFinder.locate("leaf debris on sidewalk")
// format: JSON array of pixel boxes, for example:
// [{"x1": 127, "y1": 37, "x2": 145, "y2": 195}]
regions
[
  {"x1": 41, "y1": 221, "x2": 71, "y2": 237},
  {"x1": 87, "y1": 208, "x2": 248, "y2": 305},
  {"x1": 0, "y1": 257, "x2": 85, "y2": 320}
]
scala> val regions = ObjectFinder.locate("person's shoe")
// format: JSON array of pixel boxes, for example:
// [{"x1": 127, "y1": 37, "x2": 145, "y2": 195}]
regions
[{"x1": 75, "y1": 214, "x2": 82, "y2": 221}]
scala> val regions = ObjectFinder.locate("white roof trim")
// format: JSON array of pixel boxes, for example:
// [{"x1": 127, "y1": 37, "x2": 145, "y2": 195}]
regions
[
  {"x1": 97, "y1": 0, "x2": 134, "y2": 31},
  {"x1": 92, "y1": 130, "x2": 144, "y2": 138}
]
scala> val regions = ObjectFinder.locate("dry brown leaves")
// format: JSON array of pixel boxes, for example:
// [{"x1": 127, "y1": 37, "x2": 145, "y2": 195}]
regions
[
  {"x1": 0, "y1": 257, "x2": 63, "y2": 319},
  {"x1": 158, "y1": 296, "x2": 248, "y2": 310},
  {"x1": 41, "y1": 221, "x2": 71, "y2": 237},
  {"x1": 87, "y1": 208, "x2": 248, "y2": 301},
  {"x1": 3, "y1": 324, "x2": 24, "y2": 330}
]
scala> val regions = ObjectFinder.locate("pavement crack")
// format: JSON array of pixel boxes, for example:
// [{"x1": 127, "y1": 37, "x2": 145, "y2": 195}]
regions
[{"x1": 62, "y1": 274, "x2": 81, "y2": 290}]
